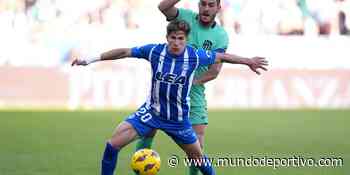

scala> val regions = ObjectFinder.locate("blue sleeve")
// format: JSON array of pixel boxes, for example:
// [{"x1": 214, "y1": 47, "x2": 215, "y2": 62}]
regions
[
  {"x1": 196, "y1": 48, "x2": 216, "y2": 66},
  {"x1": 214, "y1": 48, "x2": 226, "y2": 53},
  {"x1": 131, "y1": 44, "x2": 156, "y2": 61}
]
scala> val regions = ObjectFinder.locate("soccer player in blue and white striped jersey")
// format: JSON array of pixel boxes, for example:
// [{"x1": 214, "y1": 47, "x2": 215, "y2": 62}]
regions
[{"x1": 72, "y1": 20, "x2": 268, "y2": 175}]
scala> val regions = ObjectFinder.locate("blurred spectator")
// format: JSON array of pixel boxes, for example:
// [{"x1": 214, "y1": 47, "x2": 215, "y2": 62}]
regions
[
  {"x1": 305, "y1": 0, "x2": 338, "y2": 35},
  {"x1": 100, "y1": 0, "x2": 126, "y2": 31},
  {"x1": 277, "y1": 0, "x2": 304, "y2": 35},
  {"x1": 337, "y1": 0, "x2": 350, "y2": 35},
  {"x1": 123, "y1": 0, "x2": 140, "y2": 29},
  {"x1": 0, "y1": 0, "x2": 349, "y2": 67},
  {"x1": 219, "y1": 0, "x2": 244, "y2": 34},
  {"x1": 238, "y1": 0, "x2": 265, "y2": 35}
]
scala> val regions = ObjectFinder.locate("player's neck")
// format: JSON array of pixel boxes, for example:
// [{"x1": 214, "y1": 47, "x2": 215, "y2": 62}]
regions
[{"x1": 198, "y1": 19, "x2": 216, "y2": 28}]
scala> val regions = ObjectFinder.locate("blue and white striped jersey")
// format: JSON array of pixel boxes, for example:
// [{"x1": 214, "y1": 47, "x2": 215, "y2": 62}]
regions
[{"x1": 131, "y1": 43, "x2": 216, "y2": 123}]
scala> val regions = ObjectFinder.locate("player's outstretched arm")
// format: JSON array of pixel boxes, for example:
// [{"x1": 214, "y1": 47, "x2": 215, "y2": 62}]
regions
[
  {"x1": 71, "y1": 48, "x2": 132, "y2": 66},
  {"x1": 193, "y1": 63, "x2": 223, "y2": 85},
  {"x1": 158, "y1": 0, "x2": 180, "y2": 20},
  {"x1": 215, "y1": 53, "x2": 269, "y2": 75}
]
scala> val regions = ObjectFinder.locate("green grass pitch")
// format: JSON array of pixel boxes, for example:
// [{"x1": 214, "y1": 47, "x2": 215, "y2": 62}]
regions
[{"x1": 0, "y1": 110, "x2": 348, "y2": 175}]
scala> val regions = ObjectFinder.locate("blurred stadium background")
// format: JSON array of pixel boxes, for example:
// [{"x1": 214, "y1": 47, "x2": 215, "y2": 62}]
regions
[
  {"x1": 0, "y1": 0, "x2": 350, "y2": 108},
  {"x1": 0, "y1": 0, "x2": 349, "y2": 175}
]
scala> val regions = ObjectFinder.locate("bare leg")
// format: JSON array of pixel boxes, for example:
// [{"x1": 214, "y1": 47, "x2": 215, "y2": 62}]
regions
[
  {"x1": 179, "y1": 140, "x2": 203, "y2": 159},
  {"x1": 179, "y1": 140, "x2": 215, "y2": 175},
  {"x1": 189, "y1": 124, "x2": 207, "y2": 175},
  {"x1": 192, "y1": 124, "x2": 207, "y2": 149},
  {"x1": 109, "y1": 121, "x2": 139, "y2": 149}
]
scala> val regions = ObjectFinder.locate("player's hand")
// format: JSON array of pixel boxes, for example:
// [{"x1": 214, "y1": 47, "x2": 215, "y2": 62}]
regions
[
  {"x1": 71, "y1": 59, "x2": 89, "y2": 66},
  {"x1": 247, "y1": 57, "x2": 268, "y2": 75}
]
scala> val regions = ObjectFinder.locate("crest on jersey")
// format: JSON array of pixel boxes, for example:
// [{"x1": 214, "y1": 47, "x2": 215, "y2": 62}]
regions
[{"x1": 202, "y1": 40, "x2": 213, "y2": 50}]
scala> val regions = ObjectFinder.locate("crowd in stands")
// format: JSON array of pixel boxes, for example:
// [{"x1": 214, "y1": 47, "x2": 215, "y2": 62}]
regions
[{"x1": 0, "y1": 0, "x2": 349, "y2": 67}]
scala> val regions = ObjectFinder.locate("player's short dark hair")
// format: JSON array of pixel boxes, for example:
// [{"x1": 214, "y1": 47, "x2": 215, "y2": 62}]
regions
[
  {"x1": 166, "y1": 20, "x2": 191, "y2": 36},
  {"x1": 199, "y1": 0, "x2": 221, "y2": 5}
]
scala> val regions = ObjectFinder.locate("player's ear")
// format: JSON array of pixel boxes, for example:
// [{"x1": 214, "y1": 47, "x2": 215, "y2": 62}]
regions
[
  {"x1": 216, "y1": 0, "x2": 221, "y2": 10},
  {"x1": 166, "y1": 34, "x2": 170, "y2": 42},
  {"x1": 217, "y1": 2, "x2": 221, "y2": 11}
]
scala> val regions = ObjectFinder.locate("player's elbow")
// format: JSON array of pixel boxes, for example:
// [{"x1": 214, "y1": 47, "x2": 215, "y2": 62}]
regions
[
  {"x1": 207, "y1": 70, "x2": 220, "y2": 81},
  {"x1": 158, "y1": 3, "x2": 166, "y2": 13},
  {"x1": 210, "y1": 72, "x2": 220, "y2": 80},
  {"x1": 208, "y1": 64, "x2": 223, "y2": 78}
]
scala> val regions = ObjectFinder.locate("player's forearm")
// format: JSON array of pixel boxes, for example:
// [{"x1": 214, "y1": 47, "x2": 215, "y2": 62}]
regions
[
  {"x1": 76, "y1": 48, "x2": 131, "y2": 65},
  {"x1": 100, "y1": 48, "x2": 131, "y2": 61},
  {"x1": 158, "y1": 0, "x2": 180, "y2": 11},
  {"x1": 193, "y1": 73, "x2": 216, "y2": 85},
  {"x1": 216, "y1": 53, "x2": 251, "y2": 65},
  {"x1": 193, "y1": 63, "x2": 222, "y2": 85},
  {"x1": 158, "y1": 0, "x2": 180, "y2": 19},
  {"x1": 72, "y1": 48, "x2": 132, "y2": 66},
  {"x1": 214, "y1": 53, "x2": 268, "y2": 75}
]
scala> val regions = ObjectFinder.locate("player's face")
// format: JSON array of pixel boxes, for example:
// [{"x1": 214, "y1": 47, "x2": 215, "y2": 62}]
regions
[
  {"x1": 167, "y1": 31, "x2": 187, "y2": 55},
  {"x1": 198, "y1": 0, "x2": 220, "y2": 26}
]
